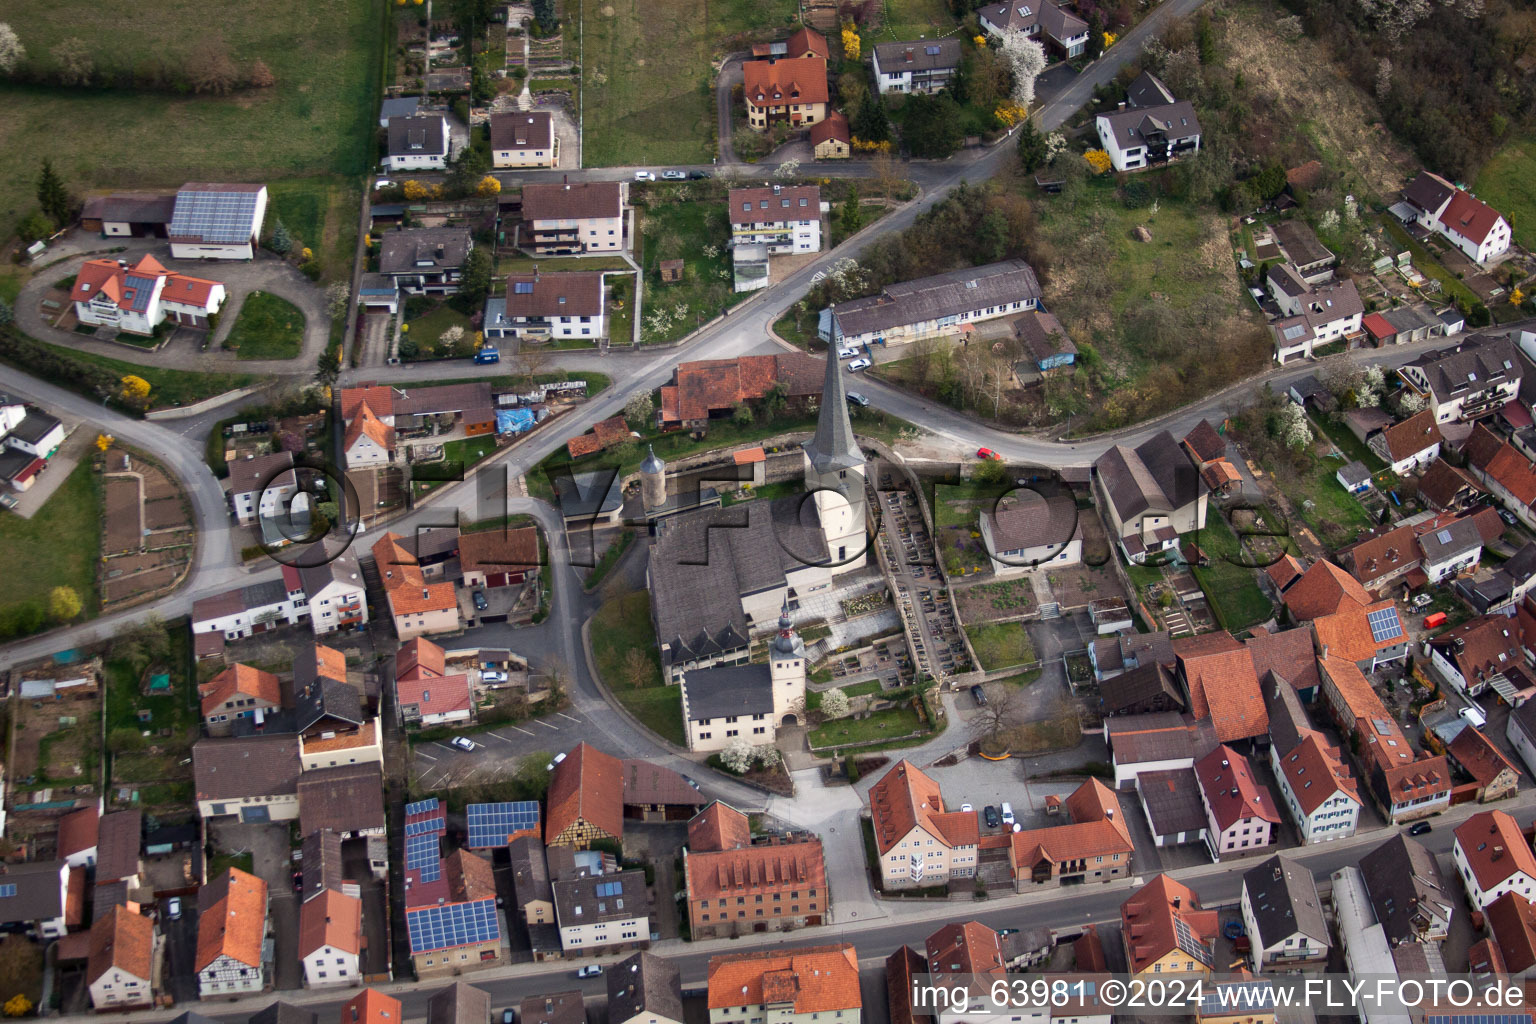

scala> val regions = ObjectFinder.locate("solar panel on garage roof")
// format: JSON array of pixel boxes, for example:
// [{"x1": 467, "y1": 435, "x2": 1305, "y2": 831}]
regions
[
  {"x1": 465, "y1": 801, "x2": 541, "y2": 848},
  {"x1": 170, "y1": 188, "x2": 262, "y2": 244},
  {"x1": 405, "y1": 898, "x2": 499, "y2": 953},
  {"x1": 405, "y1": 797, "x2": 439, "y2": 816},
  {"x1": 1367, "y1": 606, "x2": 1404, "y2": 643}
]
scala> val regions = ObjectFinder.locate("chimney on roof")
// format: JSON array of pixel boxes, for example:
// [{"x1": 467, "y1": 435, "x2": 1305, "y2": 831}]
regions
[
  {"x1": 1494, "y1": 846, "x2": 1505, "y2": 861},
  {"x1": 1172, "y1": 895, "x2": 1181, "y2": 908}
]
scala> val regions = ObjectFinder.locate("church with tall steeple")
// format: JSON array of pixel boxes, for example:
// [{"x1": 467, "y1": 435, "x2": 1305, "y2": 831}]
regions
[{"x1": 802, "y1": 348, "x2": 868, "y2": 571}]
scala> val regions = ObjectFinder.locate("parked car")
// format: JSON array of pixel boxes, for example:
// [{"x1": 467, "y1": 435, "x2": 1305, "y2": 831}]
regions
[
  {"x1": 977, "y1": 447, "x2": 1001, "y2": 461},
  {"x1": 847, "y1": 357, "x2": 872, "y2": 372},
  {"x1": 1411, "y1": 593, "x2": 1434, "y2": 609},
  {"x1": 0, "y1": 494, "x2": 16, "y2": 511},
  {"x1": 547, "y1": 752, "x2": 568, "y2": 771},
  {"x1": 577, "y1": 964, "x2": 603, "y2": 978},
  {"x1": 970, "y1": 684, "x2": 987, "y2": 706},
  {"x1": 983, "y1": 805, "x2": 1001, "y2": 829},
  {"x1": 688, "y1": 171, "x2": 710, "y2": 180},
  {"x1": 682, "y1": 774, "x2": 702, "y2": 790},
  {"x1": 836, "y1": 345, "x2": 860, "y2": 359},
  {"x1": 1500, "y1": 509, "x2": 1518, "y2": 526},
  {"x1": 1408, "y1": 821, "x2": 1433, "y2": 836},
  {"x1": 661, "y1": 170, "x2": 687, "y2": 180},
  {"x1": 846, "y1": 391, "x2": 870, "y2": 407},
  {"x1": 451, "y1": 736, "x2": 476, "y2": 752},
  {"x1": 1459, "y1": 705, "x2": 1488, "y2": 729},
  {"x1": 375, "y1": 179, "x2": 394, "y2": 190},
  {"x1": 1001, "y1": 802, "x2": 1015, "y2": 826},
  {"x1": 473, "y1": 590, "x2": 488, "y2": 612},
  {"x1": 634, "y1": 170, "x2": 657, "y2": 181},
  {"x1": 166, "y1": 897, "x2": 182, "y2": 920},
  {"x1": 482, "y1": 669, "x2": 508, "y2": 683},
  {"x1": 292, "y1": 870, "x2": 303, "y2": 892}
]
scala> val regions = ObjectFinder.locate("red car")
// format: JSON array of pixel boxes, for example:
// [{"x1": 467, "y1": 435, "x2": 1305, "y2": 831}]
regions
[{"x1": 976, "y1": 448, "x2": 1002, "y2": 461}]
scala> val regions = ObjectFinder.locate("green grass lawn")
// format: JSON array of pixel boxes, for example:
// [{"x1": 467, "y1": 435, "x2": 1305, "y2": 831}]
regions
[
  {"x1": 1185, "y1": 514, "x2": 1275, "y2": 632},
  {"x1": 1124, "y1": 558, "x2": 1165, "y2": 591},
  {"x1": 774, "y1": 309, "x2": 819, "y2": 349},
  {"x1": 1313, "y1": 412, "x2": 1386, "y2": 471},
  {"x1": 638, "y1": 198, "x2": 741, "y2": 343},
  {"x1": 268, "y1": 177, "x2": 364, "y2": 285},
  {"x1": 841, "y1": 679, "x2": 884, "y2": 697},
  {"x1": 0, "y1": 459, "x2": 100, "y2": 636},
  {"x1": 404, "y1": 303, "x2": 476, "y2": 355},
  {"x1": 0, "y1": 0, "x2": 382, "y2": 240},
  {"x1": 496, "y1": 254, "x2": 632, "y2": 274},
  {"x1": 607, "y1": 271, "x2": 636, "y2": 346},
  {"x1": 105, "y1": 629, "x2": 198, "y2": 798},
  {"x1": 225, "y1": 291, "x2": 305, "y2": 361},
  {"x1": 1475, "y1": 135, "x2": 1536, "y2": 252},
  {"x1": 443, "y1": 435, "x2": 499, "y2": 470},
  {"x1": 581, "y1": 0, "x2": 795, "y2": 165},
  {"x1": 591, "y1": 589, "x2": 684, "y2": 745},
  {"x1": 1286, "y1": 456, "x2": 1376, "y2": 549},
  {"x1": 964, "y1": 622, "x2": 1037, "y2": 672},
  {"x1": 877, "y1": 0, "x2": 960, "y2": 40},
  {"x1": 809, "y1": 704, "x2": 925, "y2": 749}
]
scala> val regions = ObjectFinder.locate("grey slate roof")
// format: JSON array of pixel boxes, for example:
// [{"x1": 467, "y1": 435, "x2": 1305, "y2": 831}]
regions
[
  {"x1": 97, "y1": 809, "x2": 142, "y2": 882},
  {"x1": 1337, "y1": 461, "x2": 1371, "y2": 487},
  {"x1": 874, "y1": 38, "x2": 961, "y2": 73},
  {"x1": 379, "y1": 96, "x2": 421, "y2": 121},
  {"x1": 1272, "y1": 220, "x2": 1334, "y2": 269},
  {"x1": 379, "y1": 227, "x2": 472, "y2": 276},
  {"x1": 1125, "y1": 70, "x2": 1176, "y2": 108},
  {"x1": 1380, "y1": 304, "x2": 1440, "y2": 334},
  {"x1": 10, "y1": 410, "x2": 61, "y2": 445},
  {"x1": 1267, "y1": 262, "x2": 1310, "y2": 299},
  {"x1": 0, "y1": 861, "x2": 65, "y2": 925},
  {"x1": 554, "y1": 469, "x2": 625, "y2": 518},
  {"x1": 193, "y1": 735, "x2": 301, "y2": 803},
  {"x1": 296, "y1": 763, "x2": 386, "y2": 836},
  {"x1": 1359, "y1": 833, "x2": 1454, "y2": 945},
  {"x1": 1262, "y1": 672, "x2": 1313, "y2": 757},
  {"x1": 490, "y1": 111, "x2": 554, "y2": 153},
  {"x1": 1418, "y1": 517, "x2": 1484, "y2": 564},
  {"x1": 300, "y1": 829, "x2": 344, "y2": 903},
  {"x1": 1402, "y1": 171, "x2": 1456, "y2": 216},
  {"x1": 649, "y1": 497, "x2": 830, "y2": 666},
  {"x1": 1089, "y1": 630, "x2": 1175, "y2": 675},
  {"x1": 830, "y1": 259, "x2": 1042, "y2": 339},
  {"x1": 1097, "y1": 101, "x2": 1201, "y2": 148},
  {"x1": 608, "y1": 951, "x2": 683, "y2": 1024},
  {"x1": 427, "y1": 982, "x2": 493, "y2": 1024},
  {"x1": 296, "y1": 677, "x2": 364, "y2": 733},
  {"x1": 682, "y1": 663, "x2": 775, "y2": 721},
  {"x1": 250, "y1": 1002, "x2": 318, "y2": 1024},
  {"x1": 1094, "y1": 430, "x2": 1200, "y2": 522},
  {"x1": 1243, "y1": 855, "x2": 1329, "y2": 950},
  {"x1": 509, "y1": 834, "x2": 553, "y2": 908},
  {"x1": 521, "y1": 992, "x2": 586, "y2": 1024},
  {"x1": 1100, "y1": 661, "x2": 1184, "y2": 715},
  {"x1": 1013, "y1": 308, "x2": 1076, "y2": 364},
  {"x1": 1137, "y1": 768, "x2": 1205, "y2": 837},
  {"x1": 387, "y1": 114, "x2": 448, "y2": 158},
  {"x1": 805, "y1": 351, "x2": 863, "y2": 475},
  {"x1": 985, "y1": 491, "x2": 1079, "y2": 553},
  {"x1": 1406, "y1": 334, "x2": 1522, "y2": 399},
  {"x1": 552, "y1": 868, "x2": 648, "y2": 925}
]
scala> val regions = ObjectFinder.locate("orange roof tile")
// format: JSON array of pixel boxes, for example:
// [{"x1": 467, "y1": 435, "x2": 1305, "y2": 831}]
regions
[
  {"x1": 1265, "y1": 553, "x2": 1306, "y2": 593},
  {"x1": 687, "y1": 838, "x2": 826, "y2": 903},
  {"x1": 868, "y1": 761, "x2": 976, "y2": 855},
  {"x1": 340, "y1": 385, "x2": 396, "y2": 421},
  {"x1": 1010, "y1": 820, "x2": 1134, "y2": 869},
  {"x1": 446, "y1": 849, "x2": 499, "y2": 903},
  {"x1": 809, "y1": 111, "x2": 850, "y2": 146},
  {"x1": 661, "y1": 354, "x2": 824, "y2": 425},
  {"x1": 313, "y1": 644, "x2": 349, "y2": 683},
  {"x1": 1379, "y1": 410, "x2": 1443, "y2": 462},
  {"x1": 1279, "y1": 733, "x2": 1359, "y2": 816},
  {"x1": 87, "y1": 905, "x2": 154, "y2": 985},
  {"x1": 372, "y1": 533, "x2": 457, "y2": 616},
  {"x1": 396, "y1": 636, "x2": 446, "y2": 680},
  {"x1": 788, "y1": 26, "x2": 830, "y2": 58},
  {"x1": 302, "y1": 718, "x2": 378, "y2": 754},
  {"x1": 688, "y1": 801, "x2": 752, "y2": 852},
  {"x1": 546, "y1": 742, "x2": 624, "y2": 844},
  {"x1": 198, "y1": 663, "x2": 282, "y2": 716},
  {"x1": 1194, "y1": 745, "x2": 1281, "y2": 831},
  {"x1": 742, "y1": 56, "x2": 830, "y2": 109},
  {"x1": 708, "y1": 943, "x2": 860, "y2": 1013},
  {"x1": 1379, "y1": 755, "x2": 1451, "y2": 804},
  {"x1": 1487, "y1": 891, "x2": 1536, "y2": 974},
  {"x1": 1456, "y1": 810, "x2": 1536, "y2": 892},
  {"x1": 1121, "y1": 874, "x2": 1218, "y2": 974},
  {"x1": 1283, "y1": 560, "x2": 1374, "y2": 620},
  {"x1": 733, "y1": 447, "x2": 766, "y2": 465},
  {"x1": 342, "y1": 988, "x2": 404, "y2": 1024},
  {"x1": 926, "y1": 920, "x2": 1004, "y2": 977},
  {"x1": 1449, "y1": 726, "x2": 1521, "y2": 789},
  {"x1": 299, "y1": 888, "x2": 362, "y2": 958},
  {"x1": 459, "y1": 526, "x2": 539, "y2": 574},
  {"x1": 1441, "y1": 189, "x2": 1507, "y2": 246},
  {"x1": 1174, "y1": 634, "x2": 1268, "y2": 742},
  {"x1": 345, "y1": 402, "x2": 395, "y2": 455},
  {"x1": 566, "y1": 417, "x2": 630, "y2": 459},
  {"x1": 65, "y1": 865, "x2": 86, "y2": 927},
  {"x1": 195, "y1": 867, "x2": 268, "y2": 972},
  {"x1": 57, "y1": 804, "x2": 100, "y2": 860}
]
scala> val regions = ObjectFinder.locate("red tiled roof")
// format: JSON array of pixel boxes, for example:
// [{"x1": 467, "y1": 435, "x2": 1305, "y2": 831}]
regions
[
  {"x1": 73, "y1": 255, "x2": 220, "y2": 312},
  {"x1": 1379, "y1": 410, "x2": 1443, "y2": 462},
  {"x1": 708, "y1": 943, "x2": 860, "y2": 1013},
  {"x1": 395, "y1": 672, "x2": 472, "y2": 718},
  {"x1": 1284, "y1": 559, "x2": 1375, "y2": 620},
  {"x1": 1341, "y1": 523, "x2": 1419, "y2": 585},
  {"x1": 372, "y1": 533, "x2": 457, "y2": 615},
  {"x1": 57, "y1": 805, "x2": 99, "y2": 860},
  {"x1": 1455, "y1": 810, "x2": 1536, "y2": 892},
  {"x1": 342, "y1": 989, "x2": 404, "y2": 1024},
  {"x1": 1486, "y1": 891, "x2": 1536, "y2": 974},
  {"x1": 689, "y1": 801, "x2": 752, "y2": 852},
  {"x1": 742, "y1": 56, "x2": 829, "y2": 109},
  {"x1": 868, "y1": 761, "x2": 977, "y2": 855},
  {"x1": 1265, "y1": 554, "x2": 1306, "y2": 593},
  {"x1": 345, "y1": 402, "x2": 395, "y2": 455},
  {"x1": 566, "y1": 416, "x2": 630, "y2": 458},
  {"x1": 546, "y1": 742, "x2": 624, "y2": 844},
  {"x1": 809, "y1": 111, "x2": 850, "y2": 146},
  {"x1": 87, "y1": 905, "x2": 154, "y2": 986},
  {"x1": 397, "y1": 636, "x2": 445, "y2": 680},
  {"x1": 686, "y1": 838, "x2": 826, "y2": 903},
  {"x1": 926, "y1": 920, "x2": 1004, "y2": 977},
  {"x1": 1174, "y1": 633, "x2": 1268, "y2": 742},
  {"x1": 1362, "y1": 313, "x2": 1395, "y2": 341},
  {"x1": 298, "y1": 888, "x2": 362, "y2": 957},
  {"x1": 459, "y1": 526, "x2": 538, "y2": 574},
  {"x1": 661, "y1": 354, "x2": 824, "y2": 425},
  {"x1": 1194, "y1": 745, "x2": 1281, "y2": 831},
  {"x1": 1120, "y1": 874, "x2": 1218, "y2": 974},
  {"x1": 1010, "y1": 819, "x2": 1134, "y2": 870},
  {"x1": 729, "y1": 186, "x2": 822, "y2": 226},
  {"x1": 1468, "y1": 424, "x2": 1536, "y2": 508},
  {"x1": 1074, "y1": 929, "x2": 1108, "y2": 971},
  {"x1": 341, "y1": 385, "x2": 395, "y2": 421},
  {"x1": 788, "y1": 26, "x2": 830, "y2": 58},
  {"x1": 1419, "y1": 458, "x2": 1486, "y2": 510},
  {"x1": 195, "y1": 867, "x2": 268, "y2": 972},
  {"x1": 1279, "y1": 733, "x2": 1359, "y2": 815},
  {"x1": 1441, "y1": 190, "x2": 1506, "y2": 245},
  {"x1": 198, "y1": 663, "x2": 282, "y2": 716},
  {"x1": 1448, "y1": 726, "x2": 1521, "y2": 789},
  {"x1": 1312, "y1": 598, "x2": 1403, "y2": 664},
  {"x1": 1379, "y1": 755, "x2": 1452, "y2": 805}
]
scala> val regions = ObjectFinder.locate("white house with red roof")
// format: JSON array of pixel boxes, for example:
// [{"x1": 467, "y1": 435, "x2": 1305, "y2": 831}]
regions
[
  {"x1": 1453, "y1": 810, "x2": 1536, "y2": 911},
  {"x1": 1194, "y1": 745, "x2": 1281, "y2": 862},
  {"x1": 1273, "y1": 733, "x2": 1361, "y2": 844},
  {"x1": 867, "y1": 761, "x2": 979, "y2": 889},
  {"x1": 394, "y1": 637, "x2": 473, "y2": 726},
  {"x1": 71, "y1": 255, "x2": 225, "y2": 335},
  {"x1": 1399, "y1": 171, "x2": 1512, "y2": 265}
]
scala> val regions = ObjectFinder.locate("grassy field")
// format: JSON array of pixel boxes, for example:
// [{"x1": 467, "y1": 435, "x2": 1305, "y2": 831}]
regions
[
  {"x1": 0, "y1": 0, "x2": 383, "y2": 239},
  {"x1": 225, "y1": 291, "x2": 305, "y2": 361},
  {"x1": 581, "y1": 0, "x2": 795, "y2": 165},
  {"x1": 638, "y1": 198, "x2": 740, "y2": 343},
  {"x1": 1185, "y1": 514, "x2": 1274, "y2": 632},
  {"x1": 876, "y1": 0, "x2": 960, "y2": 40},
  {"x1": 1313, "y1": 412, "x2": 1386, "y2": 471},
  {"x1": 964, "y1": 622, "x2": 1037, "y2": 672},
  {"x1": 591, "y1": 590, "x2": 685, "y2": 745},
  {"x1": 0, "y1": 459, "x2": 100, "y2": 634},
  {"x1": 810, "y1": 704, "x2": 925, "y2": 749},
  {"x1": 1476, "y1": 135, "x2": 1536, "y2": 252},
  {"x1": 405, "y1": 303, "x2": 476, "y2": 354},
  {"x1": 268, "y1": 178, "x2": 364, "y2": 285},
  {"x1": 1285, "y1": 455, "x2": 1376, "y2": 550}
]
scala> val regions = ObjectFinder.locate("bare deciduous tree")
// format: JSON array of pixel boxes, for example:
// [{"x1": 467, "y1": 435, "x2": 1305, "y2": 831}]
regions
[
  {"x1": 188, "y1": 38, "x2": 240, "y2": 95},
  {"x1": 970, "y1": 683, "x2": 1025, "y2": 746},
  {"x1": 51, "y1": 38, "x2": 93, "y2": 86}
]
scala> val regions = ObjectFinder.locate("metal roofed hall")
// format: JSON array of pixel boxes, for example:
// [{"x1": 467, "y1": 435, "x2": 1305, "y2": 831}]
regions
[{"x1": 828, "y1": 259, "x2": 1041, "y2": 340}]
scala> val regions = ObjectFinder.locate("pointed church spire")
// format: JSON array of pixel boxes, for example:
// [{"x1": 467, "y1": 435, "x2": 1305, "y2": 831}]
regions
[{"x1": 804, "y1": 349, "x2": 863, "y2": 475}]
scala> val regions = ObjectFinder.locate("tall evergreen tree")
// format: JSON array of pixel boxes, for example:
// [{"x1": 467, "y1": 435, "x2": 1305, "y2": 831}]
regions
[
  {"x1": 36, "y1": 159, "x2": 70, "y2": 228},
  {"x1": 852, "y1": 92, "x2": 890, "y2": 143}
]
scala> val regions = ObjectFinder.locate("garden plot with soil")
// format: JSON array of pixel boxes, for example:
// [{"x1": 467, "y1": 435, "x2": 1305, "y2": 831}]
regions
[{"x1": 99, "y1": 447, "x2": 194, "y2": 612}]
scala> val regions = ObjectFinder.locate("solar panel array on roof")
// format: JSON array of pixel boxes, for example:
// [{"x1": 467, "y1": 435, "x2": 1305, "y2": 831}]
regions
[
  {"x1": 406, "y1": 833, "x2": 441, "y2": 880},
  {"x1": 406, "y1": 816, "x2": 441, "y2": 837},
  {"x1": 595, "y1": 879, "x2": 623, "y2": 897},
  {"x1": 170, "y1": 189, "x2": 263, "y2": 244},
  {"x1": 405, "y1": 899, "x2": 499, "y2": 953},
  {"x1": 1172, "y1": 917, "x2": 1213, "y2": 965},
  {"x1": 405, "y1": 797, "x2": 440, "y2": 816},
  {"x1": 465, "y1": 801, "x2": 541, "y2": 849},
  {"x1": 0, "y1": 884, "x2": 14, "y2": 898},
  {"x1": 1368, "y1": 607, "x2": 1404, "y2": 643}
]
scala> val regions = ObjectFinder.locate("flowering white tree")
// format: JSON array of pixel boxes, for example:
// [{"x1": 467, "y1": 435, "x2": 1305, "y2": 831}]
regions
[
  {"x1": 720, "y1": 737, "x2": 755, "y2": 774},
  {"x1": 1357, "y1": 365, "x2": 1385, "y2": 407},
  {"x1": 1044, "y1": 131, "x2": 1068, "y2": 162},
  {"x1": 820, "y1": 687, "x2": 851, "y2": 719},
  {"x1": 774, "y1": 159, "x2": 800, "y2": 181},
  {"x1": 999, "y1": 31, "x2": 1048, "y2": 107},
  {"x1": 1398, "y1": 389, "x2": 1428, "y2": 414},
  {"x1": 1280, "y1": 401, "x2": 1312, "y2": 451},
  {"x1": 1319, "y1": 209, "x2": 1341, "y2": 233},
  {"x1": 0, "y1": 23, "x2": 23, "y2": 75},
  {"x1": 753, "y1": 745, "x2": 782, "y2": 768}
]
